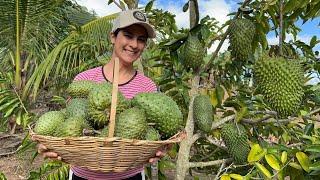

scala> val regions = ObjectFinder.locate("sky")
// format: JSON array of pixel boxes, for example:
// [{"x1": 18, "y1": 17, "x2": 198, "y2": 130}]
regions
[{"x1": 75, "y1": 0, "x2": 320, "y2": 53}]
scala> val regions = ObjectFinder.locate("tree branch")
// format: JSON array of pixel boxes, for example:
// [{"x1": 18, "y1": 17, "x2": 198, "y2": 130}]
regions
[
  {"x1": 214, "y1": 160, "x2": 227, "y2": 180},
  {"x1": 206, "y1": 136, "x2": 227, "y2": 150},
  {"x1": 189, "y1": 158, "x2": 232, "y2": 168},
  {"x1": 191, "y1": 133, "x2": 201, "y2": 144},
  {"x1": 212, "y1": 115, "x2": 235, "y2": 130},
  {"x1": 279, "y1": 0, "x2": 283, "y2": 56},
  {"x1": 242, "y1": 115, "x2": 273, "y2": 124},
  {"x1": 113, "y1": 0, "x2": 125, "y2": 11}
]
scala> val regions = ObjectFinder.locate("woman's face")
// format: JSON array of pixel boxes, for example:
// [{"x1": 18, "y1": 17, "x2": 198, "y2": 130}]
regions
[{"x1": 111, "y1": 24, "x2": 148, "y2": 65}]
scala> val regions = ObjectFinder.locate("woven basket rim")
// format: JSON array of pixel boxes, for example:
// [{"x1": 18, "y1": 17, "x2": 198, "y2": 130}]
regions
[{"x1": 29, "y1": 129, "x2": 186, "y2": 145}]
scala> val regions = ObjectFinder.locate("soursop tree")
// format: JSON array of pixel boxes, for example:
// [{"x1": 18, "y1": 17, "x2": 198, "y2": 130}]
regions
[{"x1": 140, "y1": 0, "x2": 320, "y2": 179}]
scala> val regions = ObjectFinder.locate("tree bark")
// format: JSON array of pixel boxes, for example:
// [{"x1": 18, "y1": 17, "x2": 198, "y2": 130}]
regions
[
  {"x1": 279, "y1": 0, "x2": 283, "y2": 56},
  {"x1": 189, "y1": 0, "x2": 199, "y2": 29},
  {"x1": 176, "y1": 75, "x2": 199, "y2": 180}
]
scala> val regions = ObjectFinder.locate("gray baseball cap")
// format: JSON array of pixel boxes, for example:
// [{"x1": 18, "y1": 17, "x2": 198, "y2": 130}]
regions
[{"x1": 112, "y1": 9, "x2": 156, "y2": 38}]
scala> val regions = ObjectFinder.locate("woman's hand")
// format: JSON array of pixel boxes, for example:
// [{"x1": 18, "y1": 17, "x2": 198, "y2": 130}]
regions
[
  {"x1": 148, "y1": 150, "x2": 165, "y2": 163},
  {"x1": 36, "y1": 143, "x2": 62, "y2": 160},
  {"x1": 148, "y1": 144, "x2": 172, "y2": 163}
]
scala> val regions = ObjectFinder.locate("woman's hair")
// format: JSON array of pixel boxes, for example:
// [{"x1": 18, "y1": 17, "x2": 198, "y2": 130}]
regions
[{"x1": 113, "y1": 29, "x2": 121, "y2": 37}]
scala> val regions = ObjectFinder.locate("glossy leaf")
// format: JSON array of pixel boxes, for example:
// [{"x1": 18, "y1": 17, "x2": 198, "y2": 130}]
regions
[
  {"x1": 145, "y1": 0, "x2": 154, "y2": 12},
  {"x1": 254, "y1": 162, "x2": 272, "y2": 179},
  {"x1": 183, "y1": 1, "x2": 189, "y2": 12},
  {"x1": 289, "y1": 162, "x2": 302, "y2": 170},
  {"x1": 229, "y1": 174, "x2": 243, "y2": 180},
  {"x1": 265, "y1": 154, "x2": 281, "y2": 171},
  {"x1": 248, "y1": 144, "x2": 266, "y2": 163},
  {"x1": 281, "y1": 151, "x2": 287, "y2": 164},
  {"x1": 296, "y1": 152, "x2": 311, "y2": 172},
  {"x1": 220, "y1": 174, "x2": 231, "y2": 180}
]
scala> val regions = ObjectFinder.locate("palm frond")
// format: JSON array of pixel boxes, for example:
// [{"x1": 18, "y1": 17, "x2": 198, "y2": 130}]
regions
[{"x1": 24, "y1": 13, "x2": 117, "y2": 99}]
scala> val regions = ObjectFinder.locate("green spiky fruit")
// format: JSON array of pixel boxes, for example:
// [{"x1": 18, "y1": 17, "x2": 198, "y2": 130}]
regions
[
  {"x1": 183, "y1": 34, "x2": 205, "y2": 70},
  {"x1": 34, "y1": 111, "x2": 65, "y2": 136},
  {"x1": 67, "y1": 80, "x2": 97, "y2": 98},
  {"x1": 99, "y1": 126, "x2": 109, "y2": 137},
  {"x1": 54, "y1": 116, "x2": 88, "y2": 137},
  {"x1": 221, "y1": 123, "x2": 250, "y2": 164},
  {"x1": 229, "y1": 19, "x2": 255, "y2": 61},
  {"x1": 60, "y1": 108, "x2": 67, "y2": 116},
  {"x1": 254, "y1": 57, "x2": 304, "y2": 117},
  {"x1": 66, "y1": 98, "x2": 88, "y2": 119},
  {"x1": 145, "y1": 127, "x2": 161, "y2": 141},
  {"x1": 115, "y1": 107, "x2": 147, "y2": 139},
  {"x1": 193, "y1": 95, "x2": 213, "y2": 133},
  {"x1": 88, "y1": 82, "x2": 130, "y2": 129},
  {"x1": 132, "y1": 92, "x2": 183, "y2": 138}
]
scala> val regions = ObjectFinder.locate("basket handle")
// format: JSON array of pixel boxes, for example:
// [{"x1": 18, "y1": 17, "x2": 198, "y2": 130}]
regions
[{"x1": 108, "y1": 57, "x2": 120, "y2": 138}]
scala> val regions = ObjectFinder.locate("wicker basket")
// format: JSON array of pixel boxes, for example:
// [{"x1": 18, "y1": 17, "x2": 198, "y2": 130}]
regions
[{"x1": 30, "y1": 58, "x2": 185, "y2": 172}]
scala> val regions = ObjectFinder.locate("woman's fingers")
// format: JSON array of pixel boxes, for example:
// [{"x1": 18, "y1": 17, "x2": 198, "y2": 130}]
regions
[
  {"x1": 42, "y1": 151, "x2": 61, "y2": 160},
  {"x1": 149, "y1": 157, "x2": 159, "y2": 163},
  {"x1": 37, "y1": 144, "x2": 61, "y2": 160},
  {"x1": 156, "y1": 150, "x2": 164, "y2": 157}
]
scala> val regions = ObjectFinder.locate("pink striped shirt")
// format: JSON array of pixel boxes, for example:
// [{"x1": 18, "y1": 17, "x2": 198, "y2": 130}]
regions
[{"x1": 71, "y1": 66, "x2": 157, "y2": 179}]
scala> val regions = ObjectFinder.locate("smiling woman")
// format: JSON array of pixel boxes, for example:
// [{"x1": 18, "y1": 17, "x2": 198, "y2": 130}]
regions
[{"x1": 35, "y1": 9, "x2": 162, "y2": 180}]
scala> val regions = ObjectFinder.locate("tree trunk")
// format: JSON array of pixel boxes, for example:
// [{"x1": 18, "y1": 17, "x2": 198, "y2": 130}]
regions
[
  {"x1": 176, "y1": 76, "x2": 200, "y2": 180},
  {"x1": 189, "y1": 0, "x2": 199, "y2": 29}
]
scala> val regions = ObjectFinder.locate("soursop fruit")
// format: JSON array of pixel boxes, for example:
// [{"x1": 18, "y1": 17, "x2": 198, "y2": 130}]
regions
[
  {"x1": 221, "y1": 123, "x2": 250, "y2": 164},
  {"x1": 67, "y1": 80, "x2": 97, "y2": 98},
  {"x1": 132, "y1": 92, "x2": 183, "y2": 138},
  {"x1": 99, "y1": 126, "x2": 109, "y2": 137},
  {"x1": 66, "y1": 98, "x2": 89, "y2": 119},
  {"x1": 55, "y1": 116, "x2": 89, "y2": 137},
  {"x1": 88, "y1": 82, "x2": 130, "y2": 129},
  {"x1": 229, "y1": 19, "x2": 255, "y2": 61},
  {"x1": 34, "y1": 111, "x2": 65, "y2": 136},
  {"x1": 253, "y1": 57, "x2": 304, "y2": 117},
  {"x1": 193, "y1": 95, "x2": 213, "y2": 133},
  {"x1": 115, "y1": 107, "x2": 147, "y2": 139},
  {"x1": 145, "y1": 127, "x2": 161, "y2": 141},
  {"x1": 183, "y1": 34, "x2": 205, "y2": 70}
]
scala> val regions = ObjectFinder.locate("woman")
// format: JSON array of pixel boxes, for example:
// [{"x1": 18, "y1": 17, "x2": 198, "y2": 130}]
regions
[{"x1": 36, "y1": 9, "x2": 164, "y2": 180}]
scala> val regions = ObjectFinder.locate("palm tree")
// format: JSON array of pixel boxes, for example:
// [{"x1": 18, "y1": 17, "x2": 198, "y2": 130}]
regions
[{"x1": 0, "y1": 0, "x2": 105, "y2": 132}]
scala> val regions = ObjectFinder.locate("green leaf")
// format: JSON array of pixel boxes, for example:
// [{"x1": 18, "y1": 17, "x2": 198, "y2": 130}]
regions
[
  {"x1": 248, "y1": 144, "x2": 267, "y2": 163},
  {"x1": 284, "y1": 0, "x2": 298, "y2": 14},
  {"x1": 0, "y1": 172, "x2": 7, "y2": 180},
  {"x1": 265, "y1": 154, "x2": 281, "y2": 171},
  {"x1": 3, "y1": 101, "x2": 19, "y2": 118},
  {"x1": 305, "y1": 145, "x2": 320, "y2": 153},
  {"x1": 296, "y1": 152, "x2": 311, "y2": 172},
  {"x1": 107, "y1": 0, "x2": 113, "y2": 5},
  {"x1": 310, "y1": 161, "x2": 320, "y2": 171},
  {"x1": 159, "y1": 159, "x2": 176, "y2": 174},
  {"x1": 182, "y1": 1, "x2": 189, "y2": 12},
  {"x1": 304, "y1": 123, "x2": 314, "y2": 135},
  {"x1": 289, "y1": 162, "x2": 302, "y2": 170},
  {"x1": 229, "y1": 174, "x2": 243, "y2": 180},
  {"x1": 0, "y1": 98, "x2": 19, "y2": 111},
  {"x1": 281, "y1": 151, "x2": 287, "y2": 164},
  {"x1": 220, "y1": 174, "x2": 231, "y2": 180},
  {"x1": 236, "y1": 106, "x2": 248, "y2": 122},
  {"x1": 255, "y1": 162, "x2": 272, "y2": 179},
  {"x1": 145, "y1": 0, "x2": 154, "y2": 12},
  {"x1": 310, "y1": 36, "x2": 318, "y2": 48}
]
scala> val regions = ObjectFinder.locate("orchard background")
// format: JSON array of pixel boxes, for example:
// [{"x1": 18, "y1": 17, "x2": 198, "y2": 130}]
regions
[{"x1": 0, "y1": 0, "x2": 319, "y2": 179}]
